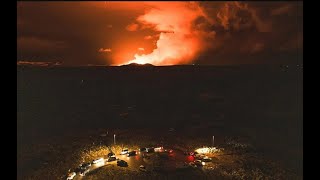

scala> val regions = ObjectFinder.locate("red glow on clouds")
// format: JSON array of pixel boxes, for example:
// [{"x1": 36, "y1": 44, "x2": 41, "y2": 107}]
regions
[{"x1": 116, "y1": 2, "x2": 213, "y2": 66}]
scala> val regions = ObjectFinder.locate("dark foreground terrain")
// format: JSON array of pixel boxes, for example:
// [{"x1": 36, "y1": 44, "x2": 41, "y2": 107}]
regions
[{"x1": 17, "y1": 65, "x2": 303, "y2": 179}]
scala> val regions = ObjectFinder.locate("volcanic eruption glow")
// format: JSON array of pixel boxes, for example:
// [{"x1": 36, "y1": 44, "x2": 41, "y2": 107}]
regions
[{"x1": 118, "y1": 2, "x2": 213, "y2": 66}]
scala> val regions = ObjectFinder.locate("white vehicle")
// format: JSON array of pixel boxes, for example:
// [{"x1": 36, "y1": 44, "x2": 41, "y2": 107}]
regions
[
  {"x1": 66, "y1": 172, "x2": 76, "y2": 180},
  {"x1": 92, "y1": 157, "x2": 104, "y2": 164},
  {"x1": 120, "y1": 149, "x2": 129, "y2": 155},
  {"x1": 139, "y1": 165, "x2": 147, "y2": 172},
  {"x1": 154, "y1": 147, "x2": 164, "y2": 152}
]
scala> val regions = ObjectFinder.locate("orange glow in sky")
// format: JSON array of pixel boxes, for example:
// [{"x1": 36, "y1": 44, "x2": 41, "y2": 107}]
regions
[
  {"x1": 17, "y1": 1, "x2": 303, "y2": 66},
  {"x1": 115, "y1": 2, "x2": 209, "y2": 66}
]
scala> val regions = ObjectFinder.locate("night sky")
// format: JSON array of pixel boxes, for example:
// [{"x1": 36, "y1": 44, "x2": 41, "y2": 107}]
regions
[{"x1": 17, "y1": 1, "x2": 303, "y2": 66}]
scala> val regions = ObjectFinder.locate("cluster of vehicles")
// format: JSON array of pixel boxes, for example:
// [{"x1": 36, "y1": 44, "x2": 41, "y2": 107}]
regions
[
  {"x1": 66, "y1": 151, "x2": 123, "y2": 179},
  {"x1": 66, "y1": 146, "x2": 213, "y2": 179},
  {"x1": 178, "y1": 159, "x2": 212, "y2": 169},
  {"x1": 120, "y1": 146, "x2": 169, "y2": 156},
  {"x1": 67, "y1": 162, "x2": 91, "y2": 179},
  {"x1": 66, "y1": 148, "x2": 140, "y2": 179},
  {"x1": 184, "y1": 151, "x2": 213, "y2": 168}
]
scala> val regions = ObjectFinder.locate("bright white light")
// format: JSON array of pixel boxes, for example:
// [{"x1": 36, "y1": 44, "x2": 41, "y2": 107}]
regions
[
  {"x1": 95, "y1": 160, "x2": 105, "y2": 167},
  {"x1": 195, "y1": 147, "x2": 219, "y2": 154},
  {"x1": 202, "y1": 162, "x2": 205, "y2": 166},
  {"x1": 195, "y1": 147, "x2": 210, "y2": 154},
  {"x1": 92, "y1": 157, "x2": 104, "y2": 164},
  {"x1": 154, "y1": 147, "x2": 164, "y2": 152}
]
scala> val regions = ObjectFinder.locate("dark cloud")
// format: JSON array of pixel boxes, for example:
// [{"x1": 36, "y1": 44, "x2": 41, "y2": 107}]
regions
[
  {"x1": 17, "y1": 37, "x2": 67, "y2": 53},
  {"x1": 194, "y1": 1, "x2": 302, "y2": 65}
]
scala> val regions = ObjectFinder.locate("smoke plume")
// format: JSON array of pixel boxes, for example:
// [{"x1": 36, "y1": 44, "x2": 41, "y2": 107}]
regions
[{"x1": 121, "y1": 2, "x2": 215, "y2": 65}]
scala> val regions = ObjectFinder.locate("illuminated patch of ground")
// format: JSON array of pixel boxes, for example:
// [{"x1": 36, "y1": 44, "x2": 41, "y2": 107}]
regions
[{"x1": 19, "y1": 129, "x2": 301, "y2": 180}]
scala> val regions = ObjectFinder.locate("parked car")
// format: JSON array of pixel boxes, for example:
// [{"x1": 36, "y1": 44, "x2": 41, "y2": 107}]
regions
[
  {"x1": 92, "y1": 157, "x2": 104, "y2": 164},
  {"x1": 66, "y1": 172, "x2": 76, "y2": 180},
  {"x1": 146, "y1": 147, "x2": 155, "y2": 153},
  {"x1": 107, "y1": 156, "x2": 116, "y2": 162},
  {"x1": 139, "y1": 165, "x2": 147, "y2": 171},
  {"x1": 79, "y1": 168, "x2": 90, "y2": 176},
  {"x1": 79, "y1": 162, "x2": 91, "y2": 170},
  {"x1": 140, "y1": 147, "x2": 146, "y2": 152},
  {"x1": 202, "y1": 157, "x2": 212, "y2": 162},
  {"x1": 117, "y1": 160, "x2": 128, "y2": 167},
  {"x1": 120, "y1": 149, "x2": 129, "y2": 155},
  {"x1": 127, "y1": 151, "x2": 137, "y2": 157},
  {"x1": 154, "y1": 147, "x2": 164, "y2": 152},
  {"x1": 107, "y1": 152, "x2": 115, "y2": 157}
]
